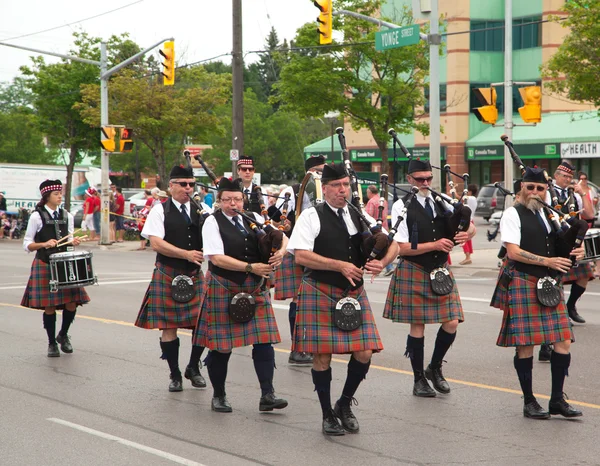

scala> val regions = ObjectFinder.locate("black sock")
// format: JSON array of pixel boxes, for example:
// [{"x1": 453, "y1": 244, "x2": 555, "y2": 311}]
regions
[
  {"x1": 405, "y1": 335, "x2": 425, "y2": 381},
  {"x1": 205, "y1": 351, "x2": 231, "y2": 398},
  {"x1": 513, "y1": 355, "x2": 534, "y2": 404},
  {"x1": 59, "y1": 310, "x2": 76, "y2": 336},
  {"x1": 567, "y1": 283, "x2": 586, "y2": 310},
  {"x1": 159, "y1": 338, "x2": 181, "y2": 380},
  {"x1": 188, "y1": 345, "x2": 205, "y2": 369},
  {"x1": 288, "y1": 302, "x2": 297, "y2": 340},
  {"x1": 252, "y1": 344, "x2": 275, "y2": 396},
  {"x1": 339, "y1": 356, "x2": 371, "y2": 406},
  {"x1": 430, "y1": 327, "x2": 457, "y2": 367},
  {"x1": 550, "y1": 351, "x2": 571, "y2": 401},
  {"x1": 43, "y1": 312, "x2": 56, "y2": 344},
  {"x1": 312, "y1": 368, "x2": 332, "y2": 416}
]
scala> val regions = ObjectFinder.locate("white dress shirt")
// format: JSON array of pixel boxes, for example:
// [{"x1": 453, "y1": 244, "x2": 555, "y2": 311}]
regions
[
  {"x1": 203, "y1": 211, "x2": 264, "y2": 256},
  {"x1": 390, "y1": 192, "x2": 452, "y2": 243},
  {"x1": 23, "y1": 205, "x2": 74, "y2": 252},
  {"x1": 500, "y1": 205, "x2": 551, "y2": 247}
]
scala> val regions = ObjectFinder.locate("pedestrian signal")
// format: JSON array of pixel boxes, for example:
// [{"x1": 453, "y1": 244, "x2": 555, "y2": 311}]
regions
[
  {"x1": 101, "y1": 126, "x2": 116, "y2": 152},
  {"x1": 119, "y1": 128, "x2": 134, "y2": 152}
]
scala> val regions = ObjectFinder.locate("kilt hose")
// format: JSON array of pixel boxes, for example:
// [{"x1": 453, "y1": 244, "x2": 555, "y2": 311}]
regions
[
  {"x1": 21, "y1": 258, "x2": 90, "y2": 310},
  {"x1": 193, "y1": 273, "x2": 281, "y2": 352},
  {"x1": 383, "y1": 259, "x2": 464, "y2": 324},
  {"x1": 135, "y1": 262, "x2": 204, "y2": 330},
  {"x1": 495, "y1": 269, "x2": 574, "y2": 347},
  {"x1": 273, "y1": 252, "x2": 303, "y2": 301},
  {"x1": 561, "y1": 261, "x2": 594, "y2": 285},
  {"x1": 292, "y1": 278, "x2": 383, "y2": 355}
]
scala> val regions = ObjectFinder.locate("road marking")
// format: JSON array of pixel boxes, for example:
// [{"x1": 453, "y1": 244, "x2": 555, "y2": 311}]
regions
[
  {"x1": 0, "y1": 279, "x2": 150, "y2": 290},
  {"x1": 1, "y1": 302, "x2": 599, "y2": 410},
  {"x1": 48, "y1": 418, "x2": 205, "y2": 466}
]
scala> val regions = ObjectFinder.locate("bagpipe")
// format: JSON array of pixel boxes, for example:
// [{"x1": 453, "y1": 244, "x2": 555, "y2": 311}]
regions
[
  {"x1": 194, "y1": 153, "x2": 220, "y2": 187},
  {"x1": 232, "y1": 208, "x2": 284, "y2": 264}
]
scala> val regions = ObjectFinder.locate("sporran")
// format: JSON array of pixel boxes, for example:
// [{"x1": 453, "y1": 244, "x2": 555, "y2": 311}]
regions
[
  {"x1": 536, "y1": 276, "x2": 561, "y2": 307},
  {"x1": 333, "y1": 296, "x2": 362, "y2": 331},
  {"x1": 171, "y1": 275, "x2": 195, "y2": 303},
  {"x1": 229, "y1": 292, "x2": 257, "y2": 323},
  {"x1": 430, "y1": 267, "x2": 454, "y2": 296}
]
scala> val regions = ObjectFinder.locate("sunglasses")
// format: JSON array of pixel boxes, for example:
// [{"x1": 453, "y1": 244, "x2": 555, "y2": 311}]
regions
[
  {"x1": 239, "y1": 167, "x2": 255, "y2": 172},
  {"x1": 173, "y1": 181, "x2": 196, "y2": 188},
  {"x1": 524, "y1": 184, "x2": 546, "y2": 192},
  {"x1": 411, "y1": 176, "x2": 433, "y2": 183}
]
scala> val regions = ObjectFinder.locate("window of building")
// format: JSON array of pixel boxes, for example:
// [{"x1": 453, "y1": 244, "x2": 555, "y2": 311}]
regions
[
  {"x1": 424, "y1": 84, "x2": 447, "y2": 114},
  {"x1": 470, "y1": 17, "x2": 541, "y2": 51}
]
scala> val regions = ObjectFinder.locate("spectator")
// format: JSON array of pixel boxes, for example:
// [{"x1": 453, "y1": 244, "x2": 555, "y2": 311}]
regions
[
  {"x1": 0, "y1": 191, "x2": 6, "y2": 211},
  {"x1": 460, "y1": 184, "x2": 479, "y2": 265},
  {"x1": 143, "y1": 189, "x2": 153, "y2": 209},
  {"x1": 1, "y1": 213, "x2": 10, "y2": 238},
  {"x1": 157, "y1": 190, "x2": 169, "y2": 202},
  {"x1": 92, "y1": 189, "x2": 101, "y2": 241},
  {"x1": 364, "y1": 184, "x2": 388, "y2": 220},
  {"x1": 82, "y1": 187, "x2": 97, "y2": 241},
  {"x1": 9, "y1": 216, "x2": 18, "y2": 239},
  {"x1": 150, "y1": 187, "x2": 161, "y2": 207},
  {"x1": 578, "y1": 172, "x2": 598, "y2": 228},
  {"x1": 115, "y1": 187, "x2": 125, "y2": 242},
  {"x1": 109, "y1": 192, "x2": 117, "y2": 243},
  {"x1": 201, "y1": 185, "x2": 213, "y2": 208}
]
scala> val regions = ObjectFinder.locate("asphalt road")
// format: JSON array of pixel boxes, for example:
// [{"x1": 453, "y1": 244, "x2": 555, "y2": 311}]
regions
[{"x1": 1, "y1": 234, "x2": 600, "y2": 465}]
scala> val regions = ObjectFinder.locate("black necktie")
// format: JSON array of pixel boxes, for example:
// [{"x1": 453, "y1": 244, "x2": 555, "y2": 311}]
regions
[
  {"x1": 53, "y1": 211, "x2": 59, "y2": 220},
  {"x1": 337, "y1": 208, "x2": 349, "y2": 233},
  {"x1": 233, "y1": 215, "x2": 248, "y2": 237},
  {"x1": 535, "y1": 210, "x2": 548, "y2": 233},
  {"x1": 558, "y1": 188, "x2": 567, "y2": 203},
  {"x1": 424, "y1": 198, "x2": 434, "y2": 219},
  {"x1": 180, "y1": 204, "x2": 191, "y2": 225}
]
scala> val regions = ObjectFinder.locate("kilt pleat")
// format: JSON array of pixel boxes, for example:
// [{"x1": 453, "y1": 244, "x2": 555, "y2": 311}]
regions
[
  {"x1": 496, "y1": 269, "x2": 573, "y2": 347},
  {"x1": 292, "y1": 278, "x2": 383, "y2": 355},
  {"x1": 561, "y1": 261, "x2": 594, "y2": 285},
  {"x1": 135, "y1": 262, "x2": 204, "y2": 330},
  {"x1": 193, "y1": 273, "x2": 281, "y2": 351},
  {"x1": 21, "y1": 258, "x2": 90, "y2": 310},
  {"x1": 383, "y1": 259, "x2": 464, "y2": 324},
  {"x1": 490, "y1": 261, "x2": 509, "y2": 311},
  {"x1": 273, "y1": 252, "x2": 303, "y2": 300}
]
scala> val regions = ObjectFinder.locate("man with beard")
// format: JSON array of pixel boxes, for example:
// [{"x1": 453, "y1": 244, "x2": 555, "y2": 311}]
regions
[{"x1": 492, "y1": 166, "x2": 584, "y2": 419}]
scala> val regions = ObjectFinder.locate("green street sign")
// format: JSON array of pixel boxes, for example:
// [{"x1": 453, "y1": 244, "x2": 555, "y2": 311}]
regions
[{"x1": 375, "y1": 24, "x2": 420, "y2": 51}]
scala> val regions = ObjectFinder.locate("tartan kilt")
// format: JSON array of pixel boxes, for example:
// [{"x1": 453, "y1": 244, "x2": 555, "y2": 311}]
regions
[
  {"x1": 292, "y1": 278, "x2": 383, "y2": 355},
  {"x1": 273, "y1": 252, "x2": 303, "y2": 300},
  {"x1": 496, "y1": 269, "x2": 573, "y2": 347},
  {"x1": 21, "y1": 258, "x2": 90, "y2": 310},
  {"x1": 561, "y1": 261, "x2": 594, "y2": 285},
  {"x1": 490, "y1": 260, "x2": 509, "y2": 311},
  {"x1": 135, "y1": 262, "x2": 204, "y2": 330},
  {"x1": 193, "y1": 273, "x2": 281, "y2": 351},
  {"x1": 383, "y1": 259, "x2": 464, "y2": 324}
]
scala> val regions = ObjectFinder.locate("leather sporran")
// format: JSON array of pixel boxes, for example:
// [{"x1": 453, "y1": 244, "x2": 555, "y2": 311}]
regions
[
  {"x1": 229, "y1": 292, "x2": 257, "y2": 323},
  {"x1": 171, "y1": 275, "x2": 196, "y2": 303},
  {"x1": 429, "y1": 267, "x2": 454, "y2": 296},
  {"x1": 536, "y1": 277, "x2": 561, "y2": 307},
  {"x1": 333, "y1": 297, "x2": 362, "y2": 331}
]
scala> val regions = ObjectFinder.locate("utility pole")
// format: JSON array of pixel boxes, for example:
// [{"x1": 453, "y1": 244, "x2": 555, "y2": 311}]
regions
[
  {"x1": 428, "y1": 0, "x2": 442, "y2": 192},
  {"x1": 231, "y1": 0, "x2": 244, "y2": 173},
  {"x1": 503, "y1": 0, "x2": 514, "y2": 208}
]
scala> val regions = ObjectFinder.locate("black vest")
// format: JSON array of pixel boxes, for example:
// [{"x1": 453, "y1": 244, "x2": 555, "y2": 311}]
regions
[
  {"x1": 404, "y1": 194, "x2": 452, "y2": 271},
  {"x1": 156, "y1": 199, "x2": 202, "y2": 273},
  {"x1": 209, "y1": 210, "x2": 262, "y2": 285},
  {"x1": 556, "y1": 187, "x2": 580, "y2": 216},
  {"x1": 513, "y1": 204, "x2": 557, "y2": 279},
  {"x1": 307, "y1": 203, "x2": 364, "y2": 290},
  {"x1": 35, "y1": 207, "x2": 69, "y2": 263},
  {"x1": 240, "y1": 182, "x2": 261, "y2": 214}
]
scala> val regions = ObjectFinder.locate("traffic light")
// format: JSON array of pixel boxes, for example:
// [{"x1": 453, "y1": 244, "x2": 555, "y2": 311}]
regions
[
  {"x1": 119, "y1": 128, "x2": 134, "y2": 152},
  {"x1": 159, "y1": 41, "x2": 175, "y2": 86},
  {"x1": 518, "y1": 86, "x2": 542, "y2": 123},
  {"x1": 314, "y1": 0, "x2": 332, "y2": 45},
  {"x1": 472, "y1": 87, "x2": 498, "y2": 125},
  {"x1": 100, "y1": 126, "x2": 116, "y2": 152}
]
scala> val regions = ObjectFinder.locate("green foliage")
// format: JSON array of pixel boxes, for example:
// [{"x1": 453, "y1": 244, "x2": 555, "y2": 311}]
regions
[{"x1": 542, "y1": 0, "x2": 600, "y2": 107}]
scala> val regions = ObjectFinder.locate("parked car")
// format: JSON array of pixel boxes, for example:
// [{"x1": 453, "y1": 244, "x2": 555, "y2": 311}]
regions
[
  {"x1": 127, "y1": 191, "x2": 149, "y2": 214},
  {"x1": 475, "y1": 184, "x2": 508, "y2": 222},
  {"x1": 70, "y1": 202, "x2": 84, "y2": 228}
]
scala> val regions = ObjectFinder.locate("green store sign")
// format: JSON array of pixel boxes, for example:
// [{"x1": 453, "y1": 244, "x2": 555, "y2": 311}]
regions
[
  {"x1": 466, "y1": 143, "x2": 559, "y2": 161},
  {"x1": 305, "y1": 147, "x2": 446, "y2": 162}
]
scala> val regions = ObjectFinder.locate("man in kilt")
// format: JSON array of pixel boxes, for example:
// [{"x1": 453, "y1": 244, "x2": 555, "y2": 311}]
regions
[
  {"x1": 272, "y1": 154, "x2": 325, "y2": 365},
  {"x1": 288, "y1": 163, "x2": 396, "y2": 436},
  {"x1": 135, "y1": 165, "x2": 207, "y2": 392},
  {"x1": 383, "y1": 158, "x2": 475, "y2": 397},
  {"x1": 22, "y1": 179, "x2": 89, "y2": 357},
  {"x1": 236, "y1": 156, "x2": 262, "y2": 214},
  {"x1": 491, "y1": 166, "x2": 584, "y2": 419},
  {"x1": 193, "y1": 177, "x2": 289, "y2": 413}
]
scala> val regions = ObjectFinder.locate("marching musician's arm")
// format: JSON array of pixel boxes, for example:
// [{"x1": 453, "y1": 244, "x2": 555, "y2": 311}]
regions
[
  {"x1": 149, "y1": 236, "x2": 203, "y2": 266},
  {"x1": 381, "y1": 240, "x2": 399, "y2": 266},
  {"x1": 294, "y1": 249, "x2": 350, "y2": 272},
  {"x1": 397, "y1": 240, "x2": 444, "y2": 256}
]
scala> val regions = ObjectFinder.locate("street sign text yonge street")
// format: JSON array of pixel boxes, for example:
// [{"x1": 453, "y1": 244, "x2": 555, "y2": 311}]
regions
[{"x1": 375, "y1": 24, "x2": 420, "y2": 51}]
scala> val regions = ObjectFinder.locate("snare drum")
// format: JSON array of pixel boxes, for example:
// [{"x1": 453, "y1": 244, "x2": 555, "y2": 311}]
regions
[
  {"x1": 582, "y1": 228, "x2": 600, "y2": 262},
  {"x1": 48, "y1": 250, "x2": 97, "y2": 292}
]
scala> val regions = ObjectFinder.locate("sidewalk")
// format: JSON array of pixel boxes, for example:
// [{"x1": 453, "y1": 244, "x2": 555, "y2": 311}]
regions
[{"x1": 449, "y1": 246, "x2": 502, "y2": 276}]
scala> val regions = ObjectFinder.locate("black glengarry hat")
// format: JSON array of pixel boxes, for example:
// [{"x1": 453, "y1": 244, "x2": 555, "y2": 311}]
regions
[
  {"x1": 407, "y1": 158, "x2": 432, "y2": 174},
  {"x1": 169, "y1": 164, "x2": 194, "y2": 180},
  {"x1": 522, "y1": 166, "x2": 546, "y2": 184},
  {"x1": 39, "y1": 179, "x2": 62, "y2": 196},
  {"x1": 218, "y1": 177, "x2": 243, "y2": 192},
  {"x1": 305, "y1": 155, "x2": 325, "y2": 172},
  {"x1": 321, "y1": 162, "x2": 347, "y2": 183}
]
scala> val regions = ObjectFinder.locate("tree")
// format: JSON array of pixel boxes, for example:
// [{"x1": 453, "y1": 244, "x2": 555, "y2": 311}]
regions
[
  {"x1": 542, "y1": 0, "x2": 600, "y2": 107},
  {"x1": 257, "y1": 27, "x2": 289, "y2": 108},
  {"x1": 273, "y1": 0, "x2": 430, "y2": 174}
]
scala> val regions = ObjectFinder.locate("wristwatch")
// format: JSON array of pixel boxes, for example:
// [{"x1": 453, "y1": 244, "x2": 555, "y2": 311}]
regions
[{"x1": 245, "y1": 263, "x2": 253, "y2": 274}]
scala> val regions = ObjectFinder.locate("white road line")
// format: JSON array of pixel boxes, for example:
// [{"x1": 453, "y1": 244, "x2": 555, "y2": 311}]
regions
[
  {"x1": 48, "y1": 418, "x2": 206, "y2": 466},
  {"x1": 0, "y1": 279, "x2": 150, "y2": 290}
]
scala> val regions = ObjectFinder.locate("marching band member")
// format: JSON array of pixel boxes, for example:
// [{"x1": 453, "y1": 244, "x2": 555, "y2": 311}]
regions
[
  {"x1": 236, "y1": 156, "x2": 261, "y2": 214},
  {"x1": 288, "y1": 162, "x2": 396, "y2": 436},
  {"x1": 21, "y1": 179, "x2": 89, "y2": 357},
  {"x1": 193, "y1": 178, "x2": 288, "y2": 413},
  {"x1": 383, "y1": 158, "x2": 475, "y2": 397},
  {"x1": 135, "y1": 165, "x2": 207, "y2": 392},
  {"x1": 492, "y1": 166, "x2": 583, "y2": 419}
]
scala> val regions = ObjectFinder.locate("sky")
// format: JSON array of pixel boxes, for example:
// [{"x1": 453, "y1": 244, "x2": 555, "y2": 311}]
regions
[{"x1": 0, "y1": 0, "x2": 318, "y2": 84}]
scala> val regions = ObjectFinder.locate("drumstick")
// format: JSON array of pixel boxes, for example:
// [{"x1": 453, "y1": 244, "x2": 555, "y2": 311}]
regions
[
  {"x1": 55, "y1": 229, "x2": 84, "y2": 246},
  {"x1": 57, "y1": 236, "x2": 88, "y2": 248}
]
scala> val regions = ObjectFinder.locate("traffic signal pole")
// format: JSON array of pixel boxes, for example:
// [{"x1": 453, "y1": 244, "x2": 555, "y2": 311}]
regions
[{"x1": 231, "y1": 0, "x2": 244, "y2": 173}]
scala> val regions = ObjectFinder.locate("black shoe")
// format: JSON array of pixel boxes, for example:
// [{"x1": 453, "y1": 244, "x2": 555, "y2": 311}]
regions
[
  {"x1": 322, "y1": 409, "x2": 345, "y2": 436},
  {"x1": 168, "y1": 376, "x2": 183, "y2": 392},
  {"x1": 259, "y1": 392, "x2": 288, "y2": 412},
  {"x1": 47, "y1": 343, "x2": 60, "y2": 358},
  {"x1": 333, "y1": 399, "x2": 359, "y2": 433},
  {"x1": 425, "y1": 363, "x2": 450, "y2": 394},
  {"x1": 538, "y1": 344, "x2": 552, "y2": 362},
  {"x1": 549, "y1": 396, "x2": 583, "y2": 418},
  {"x1": 288, "y1": 351, "x2": 313, "y2": 365},
  {"x1": 523, "y1": 400, "x2": 550, "y2": 419},
  {"x1": 211, "y1": 396, "x2": 233, "y2": 413},
  {"x1": 184, "y1": 365, "x2": 207, "y2": 388},
  {"x1": 56, "y1": 334, "x2": 73, "y2": 353},
  {"x1": 568, "y1": 308, "x2": 586, "y2": 324},
  {"x1": 413, "y1": 374, "x2": 436, "y2": 397}
]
